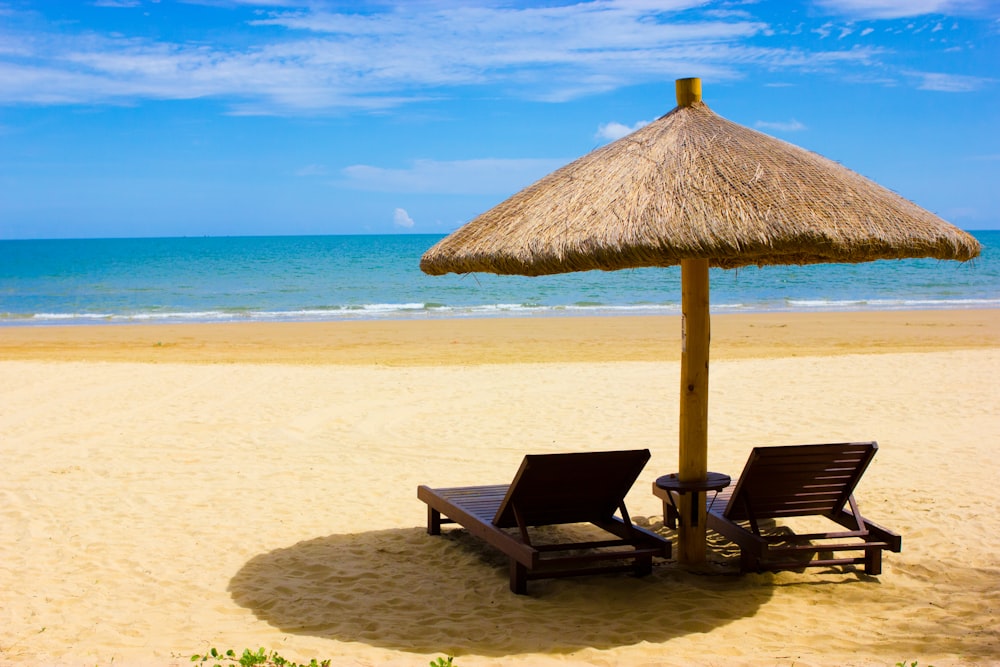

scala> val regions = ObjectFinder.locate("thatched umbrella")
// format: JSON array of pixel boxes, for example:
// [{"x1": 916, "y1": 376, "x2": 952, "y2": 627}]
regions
[{"x1": 420, "y1": 78, "x2": 982, "y2": 564}]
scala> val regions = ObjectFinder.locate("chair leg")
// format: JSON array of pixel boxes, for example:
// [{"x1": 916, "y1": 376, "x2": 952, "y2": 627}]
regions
[
  {"x1": 509, "y1": 560, "x2": 528, "y2": 595},
  {"x1": 865, "y1": 547, "x2": 883, "y2": 575},
  {"x1": 663, "y1": 501, "x2": 678, "y2": 529},
  {"x1": 634, "y1": 554, "x2": 653, "y2": 578},
  {"x1": 427, "y1": 506, "x2": 441, "y2": 535},
  {"x1": 740, "y1": 549, "x2": 760, "y2": 573}
]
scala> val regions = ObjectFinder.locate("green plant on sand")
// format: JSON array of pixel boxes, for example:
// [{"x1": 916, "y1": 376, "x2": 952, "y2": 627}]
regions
[
  {"x1": 191, "y1": 648, "x2": 321, "y2": 667},
  {"x1": 190, "y1": 648, "x2": 457, "y2": 667}
]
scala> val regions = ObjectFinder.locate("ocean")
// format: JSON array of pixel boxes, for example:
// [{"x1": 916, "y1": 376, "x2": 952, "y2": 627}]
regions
[{"x1": 1, "y1": 231, "x2": 997, "y2": 325}]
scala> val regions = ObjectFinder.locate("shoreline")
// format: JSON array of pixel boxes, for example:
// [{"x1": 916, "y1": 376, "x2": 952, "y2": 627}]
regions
[{"x1": 1, "y1": 308, "x2": 997, "y2": 365}]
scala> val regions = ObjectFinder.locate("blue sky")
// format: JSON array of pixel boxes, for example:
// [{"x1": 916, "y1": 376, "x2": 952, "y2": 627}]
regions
[{"x1": 0, "y1": 0, "x2": 997, "y2": 240}]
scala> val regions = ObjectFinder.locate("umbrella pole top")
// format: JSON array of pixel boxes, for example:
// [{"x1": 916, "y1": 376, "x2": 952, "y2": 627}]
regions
[{"x1": 675, "y1": 77, "x2": 702, "y2": 107}]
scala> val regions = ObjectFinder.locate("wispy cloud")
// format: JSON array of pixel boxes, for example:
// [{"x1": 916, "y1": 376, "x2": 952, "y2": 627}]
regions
[
  {"x1": 0, "y1": 2, "x2": 768, "y2": 112},
  {"x1": 755, "y1": 119, "x2": 807, "y2": 132},
  {"x1": 244, "y1": 3, "x2": 772, "y2": 104},
  {"x1": 596, "y1": 120, "x2": 651, "y2": 142},
  {"x1": 814, "y1": 0, "x2": 992, "y2": 19},
  {"x1": 0, "y1": 1, "x2": 990, "y2": 114},
  {"x1": 92, "y1": 0, "x2": 142, "y2": 7},
  {"x1": 907, "y1": 70, "x2": 994, "y2": 91},
  {"x1": 340, "y1": 158, "x2": 569, "y2": 195},
  {"x1": 295, "y1": 164, "x2": 328, "y2": 177}
]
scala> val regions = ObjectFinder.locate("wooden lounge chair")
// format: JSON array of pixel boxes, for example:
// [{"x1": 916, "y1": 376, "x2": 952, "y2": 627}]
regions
[
  {"x1": 418, "y1": 449, "x2": 671, "y2": 594},
  {"x1": 655, "y1": 442, "x2": 901, "y2": 574}
]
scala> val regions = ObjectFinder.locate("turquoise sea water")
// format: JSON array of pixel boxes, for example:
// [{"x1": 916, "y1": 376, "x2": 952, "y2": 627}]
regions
[{"x1": 0, "y1": 231, "x2": 997, "y2": 325}]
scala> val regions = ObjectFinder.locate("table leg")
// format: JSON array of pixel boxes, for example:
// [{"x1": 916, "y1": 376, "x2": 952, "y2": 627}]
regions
[{"x1": 690, "y1": 491, "x2": 701, "y2": 527}]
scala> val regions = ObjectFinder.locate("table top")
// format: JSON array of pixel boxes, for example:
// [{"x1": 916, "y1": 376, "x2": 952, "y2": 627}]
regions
[{"x1": 654, "y1": 471, "x2": 731, "y2": 493}]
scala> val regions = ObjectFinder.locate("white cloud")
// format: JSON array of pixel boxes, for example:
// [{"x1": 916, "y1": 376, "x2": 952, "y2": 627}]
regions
[
  {"x1": 813, "y1": 22, "x2": 834, "y2": 38},
  {"x1": 908, "y1": 71, "x2": 994, "y2": 91},
  {"x1": 341, "y1": 158, "x2": 569, "y2": 195},
  {"x1": 92, "y1": 0, "x2": 142, "y2": 7},
  {"x1": 813, "y1": 0, "x2": 989, "y2": 20},
  {"x1": 704, "y1": 9, "x2": 756, "y2": 20},
  {"x1": 596, "y1": 120, "x2": 651, "y2": 142},
  {"x1": 755, "y1": 119, "x2": 807, "y2": 132},
  {"x1": 0, "y1": 2, "x2": 833, "y2": 114},
  {"x1": 393, "y1": 208, "x2": 414, "y2": 228}
]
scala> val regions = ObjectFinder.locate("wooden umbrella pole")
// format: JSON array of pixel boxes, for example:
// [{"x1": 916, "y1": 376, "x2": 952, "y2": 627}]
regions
[
  {"x1": 678, "y1": 258, "x2": 710, "y2": 563},
  {"x1": 676, "y1": 77, "x2": 710, "y2": 565}
]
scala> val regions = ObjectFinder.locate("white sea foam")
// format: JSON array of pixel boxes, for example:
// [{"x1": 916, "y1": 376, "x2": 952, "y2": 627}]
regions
[
  {"x1": 12, "y1": 295, "x2": 998, "y2": 326},
  {"x1": 787, "y1": 297, "x2": 1000, "y2": 311}
]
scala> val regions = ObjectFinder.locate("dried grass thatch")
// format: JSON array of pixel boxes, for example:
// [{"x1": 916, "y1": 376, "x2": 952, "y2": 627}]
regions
[{"x1": 421, "y1": 100, "x2": 981, "y2": 276}]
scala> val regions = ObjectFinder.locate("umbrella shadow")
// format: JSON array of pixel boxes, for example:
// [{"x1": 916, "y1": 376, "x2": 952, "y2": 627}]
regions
[{"x1": 229, "y1": 523, "x2": 777, "y2": 656}]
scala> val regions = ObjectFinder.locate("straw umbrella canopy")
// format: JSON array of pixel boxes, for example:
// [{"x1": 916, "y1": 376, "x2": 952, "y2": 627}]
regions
[{"x1": 420, "y1": 78, "x2": 982, "y2": 563}]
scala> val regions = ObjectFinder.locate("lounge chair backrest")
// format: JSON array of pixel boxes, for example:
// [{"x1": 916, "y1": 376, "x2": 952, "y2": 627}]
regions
[
  {"x1": 493, "y1": 449, "x2": 651, "y2": 528},
  {"x1": 724, "y1": 442, "x2": 878, "y2": 521}
]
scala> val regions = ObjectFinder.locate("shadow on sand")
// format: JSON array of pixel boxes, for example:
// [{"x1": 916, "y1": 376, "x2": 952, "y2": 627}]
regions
[{"x1": 229, "y1": 524, "x2": 778, "y2": 656}]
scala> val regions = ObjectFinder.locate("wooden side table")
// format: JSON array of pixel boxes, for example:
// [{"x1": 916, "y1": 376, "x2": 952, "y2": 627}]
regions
[{"x1": 652, "y1": 472, "x2": 731, "y2": 528}]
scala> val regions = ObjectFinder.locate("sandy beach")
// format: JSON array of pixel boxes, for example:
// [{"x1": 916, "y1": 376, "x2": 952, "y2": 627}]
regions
[{"x1": 2, "y1": 310, "x2": 998, "y2": 667}]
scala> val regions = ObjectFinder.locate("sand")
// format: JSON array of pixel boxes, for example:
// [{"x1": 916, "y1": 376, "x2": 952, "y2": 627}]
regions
[{"x1": 1, "y1": 310, "x2": 998, "y2": 667}]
